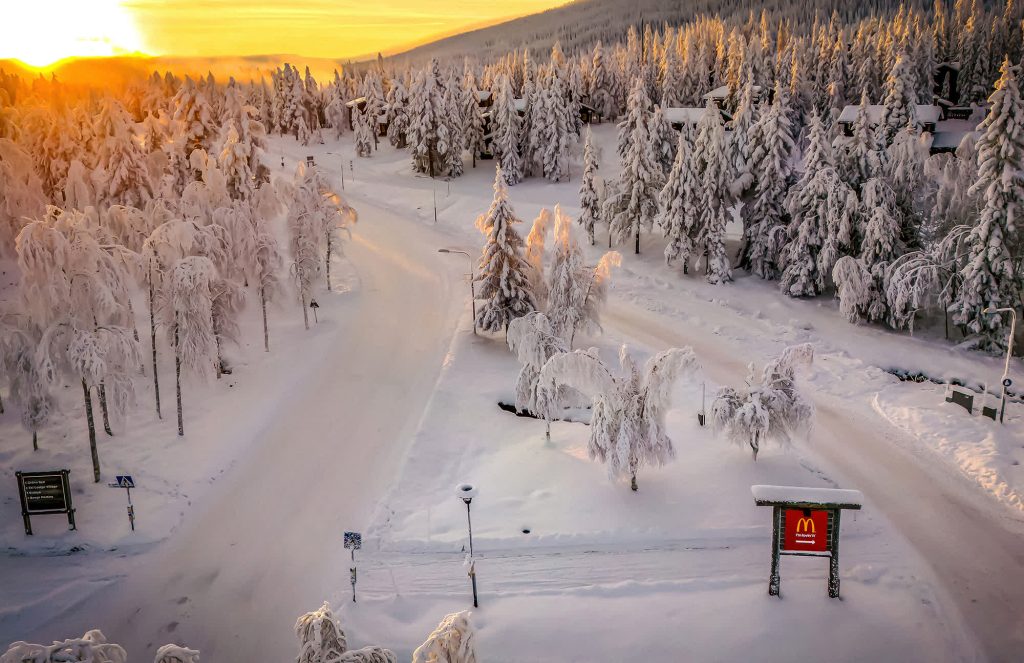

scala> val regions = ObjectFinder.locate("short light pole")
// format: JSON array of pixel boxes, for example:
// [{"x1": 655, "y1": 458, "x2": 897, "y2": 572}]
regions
[
  {"x1": 983, "y1": 307, "x2": 1017, "y2": 423},
  {"x1": 439, "y1": 249, "x2": 477, "y2": 335},
  {"x1": 325, "y1": 151, "x2": 345, "y2": 190},
  {"x1": 456, "y1": 483, "x2": 479, "y2": 607}
]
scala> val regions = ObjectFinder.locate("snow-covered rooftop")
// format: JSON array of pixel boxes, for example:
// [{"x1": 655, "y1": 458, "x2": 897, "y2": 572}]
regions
[
  {"x1": 662, "y1": 107, "x2": 708, "y2": 125},
  {"x1": 513, "y1": 97, "x2": 528, "y2": 112},
  {"x1": 477, "y1": 90, "x2": 493, "y2": 102},
  {"x1": 345, "y1": 96, "x2": 367, "y2": 108},
  {"x1": 837, "y1": 104, "x2": 941, "y2": 125},
  {"x1": 702, "y1": 84, "x2": 762, "y2": 100},
  {"x1": 751, "y1": 485, "x2": 864, "y2": 508}
]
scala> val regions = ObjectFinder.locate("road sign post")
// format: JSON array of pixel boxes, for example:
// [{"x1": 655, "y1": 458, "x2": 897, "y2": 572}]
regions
[
  {"x1": 16, "y1": 470, "x2": 75, "y2": 535},
  {"x1": 108, "y1": 475, "x2": 136, "y2": 532},
  {"x1": 752, "y1": 485, "x2": 863, "y2": 598},
  {"x1": 344, "y1": 531, "x2": 362, "y2": 603}
]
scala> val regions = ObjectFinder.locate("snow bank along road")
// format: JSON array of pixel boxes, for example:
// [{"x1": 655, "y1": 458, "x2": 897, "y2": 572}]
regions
[
  {"x1": 604, "y1": 301, "x2": 1024, "y2": 663},
  {"x1": 1, "y1": 198, "x2": 464, "y2": 660}
]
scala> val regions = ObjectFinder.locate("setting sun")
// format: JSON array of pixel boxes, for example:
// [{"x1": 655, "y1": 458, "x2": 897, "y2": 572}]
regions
[{"x1": 0, "y1": 0, "x2": 146, "y2": 67}]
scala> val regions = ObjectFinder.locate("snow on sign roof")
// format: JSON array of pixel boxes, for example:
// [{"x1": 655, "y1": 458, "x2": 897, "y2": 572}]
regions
[
  {"x1": 751, "y1": 485, "x2": 864, "y2": 508},
  {"x1": 837, "y1": 104, "x2": 941, "y2": 124}
]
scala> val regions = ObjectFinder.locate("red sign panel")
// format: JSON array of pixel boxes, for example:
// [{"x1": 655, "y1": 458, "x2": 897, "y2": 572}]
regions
[{"x1": 783, "y1": 509, "x2": 828, "y2": 552}]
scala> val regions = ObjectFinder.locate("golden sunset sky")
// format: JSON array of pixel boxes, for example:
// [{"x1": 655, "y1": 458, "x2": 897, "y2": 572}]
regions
[{"x1": 1, "y1": 0, "x2": 568, "y2": 67}]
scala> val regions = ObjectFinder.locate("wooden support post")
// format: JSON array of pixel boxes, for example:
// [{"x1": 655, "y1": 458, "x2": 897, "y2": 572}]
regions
[
  {"x1": 828, "y1": 509, "x2": 841, "y2": 598},
  {"x1": 769, "y1": 505, "x2": 781, "y2": 596}
]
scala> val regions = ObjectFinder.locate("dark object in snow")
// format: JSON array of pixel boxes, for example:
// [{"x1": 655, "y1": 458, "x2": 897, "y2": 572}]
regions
[
  {"x1": 497, "y1": 401, "x2": 591, "y2": 424},
  {"x1": 16, "y1": 469, "x2": 76, "y2": 535},
  {"x1": 946, "y1": 387, "x2": 974, "y2": 414},
  {"x1": 521, "y1": 527, "x2": 531, "y2": 534}
]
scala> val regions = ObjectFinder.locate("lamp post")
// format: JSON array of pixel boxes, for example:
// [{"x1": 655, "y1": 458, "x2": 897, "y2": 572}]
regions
[
  {"x1": 438, "y1": 249, "x2": 477, "y2": 335},
  {"x1": 982, "y1": 307, "x2": 1017, "y2": 423},
  {"x1": 456, "y1": 483, "x2": 478, "y2": 607},
  {"x1": 325, "y1": 151, "x2": 345, "y2": 190}
]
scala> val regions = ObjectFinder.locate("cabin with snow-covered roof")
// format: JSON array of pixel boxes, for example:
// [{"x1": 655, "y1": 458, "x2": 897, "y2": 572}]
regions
[
  {"x1": 662, "y1": 106, "x2": 733, "y2": 130},
  {"x1": 836, "y1": 104, "x2": 940, "y2": 136}
]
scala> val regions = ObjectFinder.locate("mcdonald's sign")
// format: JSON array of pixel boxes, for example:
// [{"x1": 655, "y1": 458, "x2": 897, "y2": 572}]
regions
[{"x1": 783, "y1": 509, "x2": 828, "y2": 552}]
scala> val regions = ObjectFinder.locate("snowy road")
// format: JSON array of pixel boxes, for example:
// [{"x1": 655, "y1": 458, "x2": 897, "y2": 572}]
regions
[
  {"x1": 604, "y1": 300, "x2": 1024, "y2": 662},
  {"x1": 3, "y1": 198, "x2": 464, "y2": 660}
]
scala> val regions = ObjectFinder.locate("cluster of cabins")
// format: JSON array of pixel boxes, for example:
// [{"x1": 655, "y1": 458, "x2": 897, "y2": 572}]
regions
[{"x1": 344, "y1": 63, "x2": 985, "y2": 159}]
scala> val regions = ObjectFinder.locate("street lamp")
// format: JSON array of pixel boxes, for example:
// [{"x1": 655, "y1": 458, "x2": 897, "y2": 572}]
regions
[
  {"x1": 455, "y1": 483, "x2": 478, "y2": 607},
  {"x1": 438, "y1": 249, "x2": 477, "y2": 335},
  {"x1": 982, "y1": 307, "x2": 1017, "y2": 423},
  {"x1": 325, "y1": 151, "x2": 345, "y2": 190}
]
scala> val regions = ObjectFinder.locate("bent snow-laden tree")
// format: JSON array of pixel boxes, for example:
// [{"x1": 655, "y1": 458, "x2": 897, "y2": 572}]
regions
[
  {"x1": 154, "y1": 644, "x2": 201, "y2": 663},
  {"x1": 474, "y1": 166, "x2": 536, "y2": 332},
  {"x1": 539, "y1": 345, "x2": 700, "y2": 491},
  {"x1": 507, "y1": 312, "x2": 568, "y2": 421},
  {"x1": 1, "y1": 629, "x2": 127, "y2": 663},
  {"x1": 711, "y1": 343, "x2": 814, "y2": 461},
  {"x1": 167, "y1": 256, "x2": 218, "y2": 436},
  {"x1": 296, "y1": 602, "x2": 348, "y2": 663},
  {"x1": 413, "y1": 611, "x2": 477, "y2": 663}
]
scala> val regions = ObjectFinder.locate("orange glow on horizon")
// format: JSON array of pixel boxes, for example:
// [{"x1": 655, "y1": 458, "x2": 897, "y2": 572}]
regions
[{"x1": 2, "y1": 1, "x2": 571, "y2": 68}]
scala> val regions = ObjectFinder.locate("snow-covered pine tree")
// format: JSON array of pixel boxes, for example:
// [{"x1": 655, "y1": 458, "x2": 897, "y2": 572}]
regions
[
  {"x1": 355, "y1": 111, "x2": 374, "y2": 158},
  {"x1": 954, "y1": 57, "x2": 1024, "y2": 350},
  {"x1": 474, "y1": 167, "x2": 536, "y2": 332},
  {"x1": 660, "y1": 127, "x2": 699, "y2": 273},
  {"x1": 835, "y1": 89, "x2": 882, "y2": 193},
  {"x1": 693, "y1": 99, "x2": 733, "y2": 283},
  {"x1": 879, "y1": 53, "x2": 918, "y2": 145},
  {"x1": 492, "y1": 74, "x2": 523, "y2": 185},
  {"x1": 524, "y1": 207, "x2": 553, "y2": 309},
  {"x1": 650, "y1": 105, "x2": 677, "y2": 177},
  {"x1": 604, "y1": 78, "x2": 660, "y2": 254},
  {"x1": 589, "y1": 41, "x2": 616, "y2": 121},
  {"x1": 578, "y1": 127, "x2": 601, "y2": 245},
  {"x1": 711, "y1": 343, "x2": 814, "y2": 460},
  {"x1": 737, "y1": 83, "x2": 795, "y2": 279},
  {"x1": 461, "y1": 69, "x2": 485, "y2": 167},
  {"x1": 538, "y1": 345, "x2": 699, "y2": 490},
  {"x1": 386, "y1": 77, "x2": 410, "y2": 149},
  {"x1": 444, "y1": 74, "x2": 466, "y2": 178}
]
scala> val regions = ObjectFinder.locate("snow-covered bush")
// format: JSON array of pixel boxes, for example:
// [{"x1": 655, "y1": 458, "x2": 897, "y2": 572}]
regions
[
  {"x1": 153, "y1": 644, "x2": 200, "y2": 663},
  {"x1": 412, "y1": 611, "x2": 477, "y2": 663},
  {"x1": 539, "y1": 345, "x2": 699, "y2": 490},
  {"x1": 1, "y1": 629, "x2": 126, "y2": 663},
  {"x1": 296, "y1": 601, "x2": 348, "y2": 663},
  {"x1": 711, "y1": 343, "x2": 814, "y2": 461}
]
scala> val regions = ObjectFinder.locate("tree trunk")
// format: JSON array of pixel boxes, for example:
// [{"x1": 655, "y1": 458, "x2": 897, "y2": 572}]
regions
[
  {"x1": 261, "y1": 286, "x2": 270, "y2": 352},
  {"x1": 301, "y1": 294, "x2": 310, "y2": 330},
  {"x1": 149, "y1": 263, "x2": 162, "y2": 419},
  {"x1": 83, "y1": 379, "x2": 100, "y2": 482},
  {"x1": 32, "y1": 430, "x2": 37, "y2": 451},
  {"x1": 99, "y1": 383, "x2": 113, "y2": 436},
  {"x1": 0, "y1": 391, "x2": 4, "y2": 414},
  {"x1": 630, "y1": 471, "x2": 638, "y2": 492},
  {"x1": 175, "y1": 323, "x2": 184, "y2": 437},
  {"x1": 215, "y1": 332, "x2": 223, "y2": 379},
  {"x1": 634, "y1": 228, "x2": 640, "y2": 255},
  {"x1": 325, "y1": 235, "x2": 332, "y2": 290}
]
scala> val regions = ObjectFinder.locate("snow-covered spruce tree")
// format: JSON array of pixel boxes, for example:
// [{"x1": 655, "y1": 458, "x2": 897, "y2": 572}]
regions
[
  {"x1": 605, "y1": 78, "x2": 660, "y2": 254},
  {"x1": 578, "y1": 127, "x2": 601, "y2": 246},
  {"x1": 91, "y1": 99, "x2": 153, "y2": 209},
  {"x1": 660, "y1": 127, "x2": 699, "y2": 273},
  {"x1": 546, "y1": 205, "x2": 610, "y2": 344},
  {"x1": 539, "y1": 345, "x2": 699, "y2": 491},
  {"x1": 780, "y1": 113, "x2": 855, "y2": 297},
  {"x1": 728, "y1": 80, "x2": 758, "y2": 201},
  {"x1": 879, "y1": 53, "x2": 918, "y2": 145},
  {"x1": 461, "y1": 70, "x2": 485, "y2": 167},
  {"x1": 296, "y1": 602, "x2": 347, "y2": 663},
  {"x1": 954, "y1": 57, "x2": 1024, "y2": 350},
  {"x1": 407, "y1": 59, "x2": 448, "y2": 177},
  {"x1": 507, "y1": 312, "x2": 568, "y2": 418},
  {"x1": 692, "y1": 99, "x2": 733, "y2": 284},
  {"x1": 886, "y1": 120, "x2": 929, "y2": 249},
  {"x1": 168, "y1": 256, "x2": 217, "y2": 437},
  {"x1": 355, "y1": 111, "x2": 374, "y2": 158},
  {"x1": 444, "y1": 75, "x2": 466, "y2": 178},
  {"x1": 412, "y1": 611, "x2": 477, "y2": 663},
  {"x1": 531, "y1": 74, "x2": 571, "y2": 182},
  {"x1": 589, "y1": 41, "x2": 616, "y2": 121},
  {"x1": 711, "y1": 343, "x2": 814, "y2": 461},
  {"x1": 216, "y1": 87, "x2": 269, "y2": 201},
  {"x1": 835, "y1": 89, "x2": 882, "y2": 193},
  {"x1": 474, "y1": 167, "x2": 536, "y2": 332},
  {"x1": 650, "y1": 105, "x2": 677, "y2": 178},
  {"x1": 524, "y1": 207, "x2": 553, "y2": 309},
  {"x1": 386, "y1": 77, "x2": 410, "y2": 149},
  {"x1": 738, "y1": 84, "x2": 795, "y2": 279},
  {"x1": 492, "y1": 74, "x2": 523, "y2": 185}
]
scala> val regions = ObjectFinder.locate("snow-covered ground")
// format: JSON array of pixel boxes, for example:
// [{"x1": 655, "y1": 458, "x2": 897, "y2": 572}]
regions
[{"x1": 2, "y1": 127, "x2": 1023, "y2": 661}]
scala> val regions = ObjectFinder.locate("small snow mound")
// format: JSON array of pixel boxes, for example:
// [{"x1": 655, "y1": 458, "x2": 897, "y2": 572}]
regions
[{"x1": 846, "y1": 564, "x2": 887, "y2": 585}]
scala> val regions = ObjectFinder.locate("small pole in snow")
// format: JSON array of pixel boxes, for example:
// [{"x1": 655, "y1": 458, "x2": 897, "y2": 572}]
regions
[
  {"x1": 309, "y1": 299, "x2": 320, "y2": 323},
  {"x1": 698, "y1": 382, "x2": 707, "y2": 427}
]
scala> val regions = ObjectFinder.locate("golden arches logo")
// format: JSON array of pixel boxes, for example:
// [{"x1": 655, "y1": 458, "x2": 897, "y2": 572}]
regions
[{"x1": 795, "y1": 517, "x2": 816, "y2": 534}]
